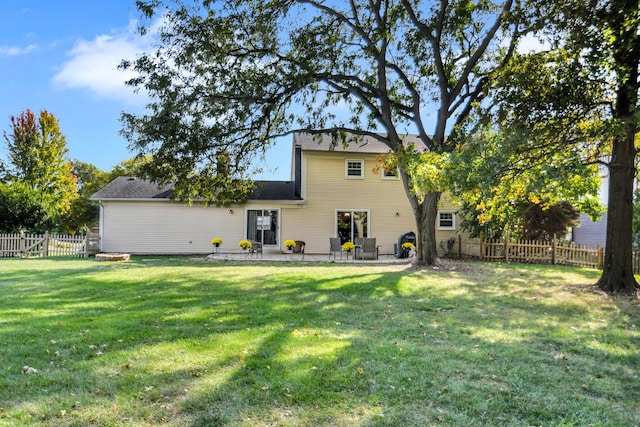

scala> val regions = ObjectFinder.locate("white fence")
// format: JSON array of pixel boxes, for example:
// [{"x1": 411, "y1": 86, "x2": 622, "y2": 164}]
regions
[{"x1": 0, "y1": 231, "x2": 99, "y2": 258}]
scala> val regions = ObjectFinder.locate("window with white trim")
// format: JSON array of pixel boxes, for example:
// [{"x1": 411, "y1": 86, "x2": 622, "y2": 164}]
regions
[
  {"x1": 438, "y1": 211, "x2": 455, "y2": 230},
  {"x1": 336, "y1": 210, "x2": 369, "y2": 243},
  {"x1": 345, "y1": 159, "x2": 364, "y2": 179},
  {"x1": 381, "y1": 166, "x2": 399, "y2": 180}
]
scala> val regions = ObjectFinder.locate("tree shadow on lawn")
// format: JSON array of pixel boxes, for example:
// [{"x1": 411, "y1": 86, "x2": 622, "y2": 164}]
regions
[{"x1": 0, "y1": 261, "x2": 638, "y2": 426}]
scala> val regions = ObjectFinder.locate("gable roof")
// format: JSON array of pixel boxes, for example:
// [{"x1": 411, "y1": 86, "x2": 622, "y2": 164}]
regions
[
  {"x1": 90, "y1": 176, "x2": 300, "y2": 201},
  {"x1": 92, "y1": 132, "x2": 426, "y2": 202},
  {"x1": 293, "y1": 132, "x2": 427, "y2": 153}
]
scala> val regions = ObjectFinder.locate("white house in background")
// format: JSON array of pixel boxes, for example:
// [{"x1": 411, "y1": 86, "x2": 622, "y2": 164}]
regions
[
  {"x1": 572, "y1": 163, "x2": 609, "y2": 248},
  {"x1": 572, "y1": 161, "x2": 640, "y2": 249},
  {"x1": 90, "y1": 133, "x2": 465, "y2": 255}
]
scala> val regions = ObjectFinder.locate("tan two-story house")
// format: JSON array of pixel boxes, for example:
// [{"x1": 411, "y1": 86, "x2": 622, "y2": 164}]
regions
[{"x1": 90, "y1": 132, "x2": 462, "y2": 256}]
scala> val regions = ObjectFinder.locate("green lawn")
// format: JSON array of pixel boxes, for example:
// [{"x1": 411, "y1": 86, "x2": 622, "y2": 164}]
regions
[{"x1": 0, "y1": 257, "x2": 638, "y2": 426}]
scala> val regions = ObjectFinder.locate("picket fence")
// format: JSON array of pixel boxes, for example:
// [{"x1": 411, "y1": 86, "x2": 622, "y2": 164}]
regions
[
  {"x1": 444, "y1": 233, "x2": 604, "y2": 269},
  {"x1": 0, "y1": 231, "x2": 98, "y2": 258},
  {"x1": 479, "y1": 234, "x2": 603, "y2": 269}
]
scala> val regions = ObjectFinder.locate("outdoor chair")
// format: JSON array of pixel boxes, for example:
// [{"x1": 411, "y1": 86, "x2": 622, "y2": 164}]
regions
[
  {"x1": 355, "y1": 237, "x2": 378, "y2": 260},
  {"x1": 248, "y1": 240, "x2": 263, "y2": 257},
  {"x1": 329, "y1": 237, "x2": 342, "y2": 260},
  {"x1": 293, "y1": 240, "x2": 305, "y2": 260}
]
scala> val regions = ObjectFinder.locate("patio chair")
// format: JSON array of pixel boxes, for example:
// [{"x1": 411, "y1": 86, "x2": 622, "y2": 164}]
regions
[
  {"x1": 248, "y1": 240, "x2": 263, "y2": 257},
  {"x1": 329, "y1": 237, "x2": 342, "y2": 260},
  {"x1": 355, "y1": 237, "x2": 378, "y2": 260}
]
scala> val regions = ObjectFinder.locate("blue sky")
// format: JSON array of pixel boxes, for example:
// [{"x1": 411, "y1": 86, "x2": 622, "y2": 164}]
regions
[
  {"x1": 1, "y1": 1, "x2": 544, "y2": 182},
  {"x1": 0, "y1": 0, "x2": 291, "y2": 180}
]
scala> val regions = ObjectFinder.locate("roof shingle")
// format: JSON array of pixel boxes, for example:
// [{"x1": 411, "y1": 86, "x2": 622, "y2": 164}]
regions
[{"x1": 90, "y1": 176, "x2": 300, "y2": 201}]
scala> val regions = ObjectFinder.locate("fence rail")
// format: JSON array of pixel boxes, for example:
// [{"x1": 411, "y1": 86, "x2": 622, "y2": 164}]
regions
[
  {"x1": 0, "y1": 231, "x2": 99, "y2": 258},
  {"x1": 445, "y1": 233, "x2": 605, "y2": 270}
]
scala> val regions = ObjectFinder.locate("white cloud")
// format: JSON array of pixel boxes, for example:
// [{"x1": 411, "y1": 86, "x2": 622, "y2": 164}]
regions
[
  {"x1": 52, "y1": 20, "x2": 155, "y2": 106},
  {"x1": 0, "y1": 44, "x2": 38, "y2": 56}
]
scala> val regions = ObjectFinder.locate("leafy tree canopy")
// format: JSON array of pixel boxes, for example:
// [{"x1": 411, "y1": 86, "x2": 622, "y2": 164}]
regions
[
  {"x1": 122, "y1": 0, "x2": 535, "y2": 264},
  {"x1": 1, "y1": 109, "x2": 77, "y2": 231},
  {"x1": 59, "y1": 157, "x2": 156, "y2": 233},
  {"x1": 482, "y1": 0, "x2": 639, "y2": 294}
]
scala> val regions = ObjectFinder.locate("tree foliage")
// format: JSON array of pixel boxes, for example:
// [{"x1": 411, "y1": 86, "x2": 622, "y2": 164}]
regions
[
  {"x1": 447, "y1": 121, "x2": 602, "y2": 239},
  {"x1": 0, "y1": 181, "x2": 50, "y2": 232},
  {"x1": 123, "y1": 0, "x2": 532, "y2": 264},
  {"x1": 484, "y1": 0, "x2": 639, "y2": 294},
  {"x1": 58, "y1": 161, "x2": 107, "y2": 233},
  {"x1": 59, "y1": 157, "x2": 156, "y2": 233},
  {"x1": 1, "y1": 109, "x2": 77, "y2": 232}
]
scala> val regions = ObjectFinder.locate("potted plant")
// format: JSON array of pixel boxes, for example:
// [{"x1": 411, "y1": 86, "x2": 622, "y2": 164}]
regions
[
  {"x1": 284, "y1": 240, "x2": 296, "y2": 259},
  {"x1": 239, "y1": 240, "x2": 253, "y2": 252},
  {"x1": 341, "y1": 241, "x2": 355, "y2": 260},
  {"x1": 402, "y1": 241, "x2": 415, "y2": 257},
  {"x1": 342, "y1": 241, "x2": 355, "y2": 252},
  {"x1": 211, "y1": 237, "x2": 223, "y2": 253}
]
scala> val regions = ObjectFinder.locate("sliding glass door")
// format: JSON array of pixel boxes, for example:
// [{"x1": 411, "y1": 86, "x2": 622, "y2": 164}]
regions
[
  {"x1": 247, "y1": 209, "x2": 278, "y2": 245},
  {"x1": 336, "y1": 210, "x2": 368, "y2": 244}
]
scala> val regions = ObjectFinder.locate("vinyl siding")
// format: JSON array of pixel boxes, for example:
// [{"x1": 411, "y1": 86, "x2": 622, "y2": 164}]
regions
[
  {"x1": 101, "y1": 201, "x2": 245, "y2": 254},
  {"x1": 98, "y1": 146, "x2": 467, "y2": 256},
  {"x1": 280, "y1": 151, "x2": 463, "y2": 255},
  {"x1": 572, "y1": 213, "x2": 607, "y2": 248}
]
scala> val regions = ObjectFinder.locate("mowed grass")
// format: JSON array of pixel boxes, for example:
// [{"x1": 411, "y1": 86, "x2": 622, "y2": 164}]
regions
[{"x1": 0, "y1": 257, "x2": 638, "y2": 426}]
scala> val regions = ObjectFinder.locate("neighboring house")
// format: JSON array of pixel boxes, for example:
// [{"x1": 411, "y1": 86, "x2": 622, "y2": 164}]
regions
[
  {"x1": 572, "y1": 161, "x2": 640, "y2": 249},
  {"x1": 572, "y1": 163, "x2": 608, "y2": 248},
  {"x1": 90, "y1": 133, "x2": 463, "y2": 255}
]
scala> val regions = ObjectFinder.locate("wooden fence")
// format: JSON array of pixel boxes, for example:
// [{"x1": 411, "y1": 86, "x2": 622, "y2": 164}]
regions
[
  {"x1": 0, "y1": 231, "x2": 99, "y2": 258},
  {"x1": 444, "y1": 234, "x2": 604, "y2": 270}
]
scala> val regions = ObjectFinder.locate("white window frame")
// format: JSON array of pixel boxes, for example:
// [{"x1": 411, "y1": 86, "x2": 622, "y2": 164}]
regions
[
  {"x1": 345, "y1": 159, "x2": 364, "y2": 179},
  {"x1": 381, "y1": 166, "x2": 400, "y2": 180},
  {"x1": 335, "y1": 209, "x2": 370, "y2": 242},
  {"x1": 438, "y1": 210, "x2": 456, "y2": 230},
  {"x1": 245, "y1": 208, "x2": 280, "y2": 246}
]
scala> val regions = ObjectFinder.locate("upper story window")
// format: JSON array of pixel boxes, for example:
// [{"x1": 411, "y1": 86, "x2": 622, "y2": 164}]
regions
[
  {"x1": 345, "y1": 159, "x2": 364, "y2": 179},
  {"x1": 381, "y1": 166, "x2": 399, "y2": 180},
  {"x1": 438, "y1": 211, "x2": 455, "y2": 230}
]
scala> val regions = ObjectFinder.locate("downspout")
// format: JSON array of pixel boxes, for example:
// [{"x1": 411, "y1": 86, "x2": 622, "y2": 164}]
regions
[{"x1": 99, "y1": 200, "x2": 104, "y2": 252}]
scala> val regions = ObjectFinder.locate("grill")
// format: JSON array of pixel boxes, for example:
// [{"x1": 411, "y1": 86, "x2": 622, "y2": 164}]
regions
[{"x1": 395, "y1": 231, "x2": 416, "y2": 258}]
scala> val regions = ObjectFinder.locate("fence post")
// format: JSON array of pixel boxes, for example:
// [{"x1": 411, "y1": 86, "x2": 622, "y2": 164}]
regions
[
  {"x1": 505, "y1": 232, "x2": 510, "y2": 263},
  {"x1": 19, "y1": 230, "x2": 25, "y2": 259},
  {"x1": 479, "y1": 232, "x2": 484, "y2": 260},
  {"x1": 597, "y1": 244, "x2": 603, "y2": 270},
  {"x1": 84, "y1": 232, "x2": 90, "y2": 258},
  {"x1": 504, "y1": 231, "x2": 509, "y2": 262},
  {"x1": 457, "y1": 234, "x2": 461, "y2": 259},
  {"x1": 43, "y1": 230, "x2": 50, "y2": 258},
  {"x1": 552, "y1": 234, "x2": 557, "y2": 265}
]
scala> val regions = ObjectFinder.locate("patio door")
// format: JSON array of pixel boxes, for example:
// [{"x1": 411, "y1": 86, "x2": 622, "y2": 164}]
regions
[
  {"x1": 247, "y1": 209, "x2": 278, "y2": 245},
  {"x1": 336, "y1": 210, "x2": 368, "y2": 244}
]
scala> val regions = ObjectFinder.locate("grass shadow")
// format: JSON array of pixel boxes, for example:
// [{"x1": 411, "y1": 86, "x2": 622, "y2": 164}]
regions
[{"x1": 0, "y1": 258, "x2": 637, "y2": 426}]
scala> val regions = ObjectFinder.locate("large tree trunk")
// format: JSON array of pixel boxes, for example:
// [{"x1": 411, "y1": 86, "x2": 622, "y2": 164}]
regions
[
  {"x1": 596, "y1": 8, "x2": 639, "y2": 295},
  {"x1": 412, "y1": 191, "x2": 441, "y2": 265},
  {"x1": 399, "y1": 169, "x2": 442, "y2": 265},
  {"x1": 596, "y1": 133, "x2": 639, "y2": 294}
]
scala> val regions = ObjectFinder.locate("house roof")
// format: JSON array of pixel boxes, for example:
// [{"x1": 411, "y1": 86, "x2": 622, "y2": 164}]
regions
[
  {"x1": 90, "y1": 176, "x2": 300, "y2": 201},
  {"x1": 92, "y1": 132, "x2": 425, "y2": 202},
  {"x1": 90, "y1": 177, "x2": 174, "y2": 200},
  {"x1": 293, "y1": 132, "x2": 427, "y2": 153}
]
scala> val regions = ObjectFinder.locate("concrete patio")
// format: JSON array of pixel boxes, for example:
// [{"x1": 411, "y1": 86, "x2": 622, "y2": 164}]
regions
[{"x1": 205, "y1": 252, "x2": 414, "y2": 264}]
